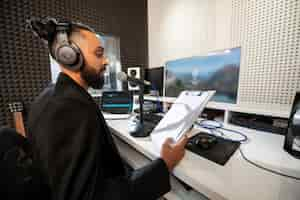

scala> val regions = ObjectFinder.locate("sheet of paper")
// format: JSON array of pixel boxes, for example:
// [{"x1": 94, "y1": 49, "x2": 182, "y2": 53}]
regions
[{"x1": 151, "y1": 90, "x2": 215, "y2": 153}]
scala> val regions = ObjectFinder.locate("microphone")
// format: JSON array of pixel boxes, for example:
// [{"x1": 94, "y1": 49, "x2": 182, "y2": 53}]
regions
[{"x1": 117, "y1": 72, "x2": 151, "y2": 86}]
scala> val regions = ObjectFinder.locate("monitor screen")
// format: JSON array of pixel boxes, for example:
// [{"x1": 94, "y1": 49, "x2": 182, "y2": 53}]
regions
[{"x1": 165, "y1": 47, "x2": 241, "y2": 104}]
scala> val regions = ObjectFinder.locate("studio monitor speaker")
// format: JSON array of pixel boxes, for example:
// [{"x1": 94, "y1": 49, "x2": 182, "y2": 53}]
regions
[{"x1": 127, "y1": 67, "x2": 140, "y2": 91}]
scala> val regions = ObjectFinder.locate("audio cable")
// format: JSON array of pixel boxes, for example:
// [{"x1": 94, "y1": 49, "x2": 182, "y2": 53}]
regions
[{"x1": 195, "y1": 119, "x2": 248, "y2": 142}]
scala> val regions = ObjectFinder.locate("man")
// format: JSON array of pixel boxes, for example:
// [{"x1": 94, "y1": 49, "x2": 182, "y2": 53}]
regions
[{"x1": 27, "y1": 18, "x2": 188, "y2": 200}]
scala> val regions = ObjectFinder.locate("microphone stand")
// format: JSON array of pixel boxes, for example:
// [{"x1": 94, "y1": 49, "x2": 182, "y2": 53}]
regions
[
  {"x1": 139, "y1": 84, "x2": 144, "y2": 128},
  {"x1": 129, "y1": 84, "x2": 148, "y2": 137}
]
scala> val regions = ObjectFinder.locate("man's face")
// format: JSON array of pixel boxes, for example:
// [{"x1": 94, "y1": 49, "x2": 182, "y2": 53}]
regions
[{"x1": 73, "y1": 30, "x2": 108, "y2": 89}]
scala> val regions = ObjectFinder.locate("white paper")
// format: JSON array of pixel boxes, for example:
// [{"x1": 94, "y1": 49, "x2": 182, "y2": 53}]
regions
[{"x1": 151, "y1": 90, "x2": 215, "y2": 153}]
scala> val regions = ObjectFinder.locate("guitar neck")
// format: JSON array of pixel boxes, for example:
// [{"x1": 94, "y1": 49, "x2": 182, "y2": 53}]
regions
[
  {"x1": 13, "y1": 112, "x2": 26, "y2": 137},
  {"x1": 8, "y1": 102, "x2": 26, "y2": 137}
]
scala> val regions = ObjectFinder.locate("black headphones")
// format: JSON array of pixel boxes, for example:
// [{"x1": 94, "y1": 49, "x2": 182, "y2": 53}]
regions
[
  {"x1": 27, "y1": 17, "x2": 95, "y2": 71},
  {"x1": 50, "y1": 20, "x2": 83, "y2": 71}
]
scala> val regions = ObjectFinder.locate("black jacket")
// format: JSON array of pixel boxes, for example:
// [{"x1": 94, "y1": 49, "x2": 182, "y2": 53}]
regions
[{"x1": 28, "y1": 73, "x2": 170, "y2": 200}]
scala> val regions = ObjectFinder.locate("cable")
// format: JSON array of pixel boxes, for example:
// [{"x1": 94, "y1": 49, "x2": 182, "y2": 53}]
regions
[
  {"x1": 239, "y1": 147, "x2": 300, "y2": 181},
  {"x1": 218, "y1": 127, "x2": 248, "y2": 142},
  {"x1": 148, "y1": 83, "x2": 163, "y2": 113},
  {"x1": 195, "y1": 120, "x2": 224, "y2": 137},
  {"x1": 207, "y1": 128, "x2": 225, "y2": 137},
  {"x1": 196, "y1": 119, "x2": 300, "y2": 180},
  {"x1": 197, "y1": 119, "x2": 223, "y2": 129},
  {"x1": 153, "y1": 84, "x2": 163, "y2": 113},
  {"x1": 195, "y1": 120, "x2": 248, "y2": 143}
]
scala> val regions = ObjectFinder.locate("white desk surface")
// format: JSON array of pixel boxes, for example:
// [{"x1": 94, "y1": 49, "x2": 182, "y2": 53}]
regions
[{"x1": 106, "y1": 118, "x2": 300, "y2": 200}]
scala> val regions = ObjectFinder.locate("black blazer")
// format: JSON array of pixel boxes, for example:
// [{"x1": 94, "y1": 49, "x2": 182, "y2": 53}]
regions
[{"x1": 28, "y1": 73, "x2": 170, "y2": 200}]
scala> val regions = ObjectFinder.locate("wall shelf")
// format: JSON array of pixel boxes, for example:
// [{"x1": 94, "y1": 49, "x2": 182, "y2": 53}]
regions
[{"x1": 144, "y1": 95, "x2": 290, "y2": 135}]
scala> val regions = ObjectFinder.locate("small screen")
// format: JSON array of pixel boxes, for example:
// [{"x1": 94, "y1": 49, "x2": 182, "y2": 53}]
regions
[{"x1": 101, "y1": 91, "x2": 133, "y2": 114}]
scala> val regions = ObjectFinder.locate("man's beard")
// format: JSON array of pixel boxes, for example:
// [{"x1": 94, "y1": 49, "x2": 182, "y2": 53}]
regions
[{"x1": 80, "y1": 65, "x2": 105, "y2": 89}]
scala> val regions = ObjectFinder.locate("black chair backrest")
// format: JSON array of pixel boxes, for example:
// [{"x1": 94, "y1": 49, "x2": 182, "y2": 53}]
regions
[{"x1": 0, "y1": 127, "x2": 51, "y2": 199}]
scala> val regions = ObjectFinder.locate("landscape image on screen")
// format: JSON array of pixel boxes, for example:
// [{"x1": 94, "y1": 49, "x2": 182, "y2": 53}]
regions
[{"x1": 165, "y1": 47, "x2": 241, "y2": 104}]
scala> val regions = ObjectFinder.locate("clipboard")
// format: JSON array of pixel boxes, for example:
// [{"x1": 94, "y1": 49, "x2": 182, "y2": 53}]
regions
[{"x1": 151, "y1": 90, "x2": 215, "y2": 152}]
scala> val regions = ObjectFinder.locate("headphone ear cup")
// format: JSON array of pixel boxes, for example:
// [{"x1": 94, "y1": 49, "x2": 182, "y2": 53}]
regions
[
  {"x1": 52, "y1": 30, "x2": 84, "y2": 72},
  {"x1": 54, "y1": 42, "x2": 83, "y2": 72},
  {"x1": 55, "y1": 45, "x2": 78, "y2": 65}
]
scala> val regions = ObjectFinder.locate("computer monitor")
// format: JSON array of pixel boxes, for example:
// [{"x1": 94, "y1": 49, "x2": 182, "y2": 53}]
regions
[
  {"x1": 164, "y1": 47, "x2": 241, "y2": 104},
  {"x1": 145, "y1": 67, "x2": 164, "y2": 96}
]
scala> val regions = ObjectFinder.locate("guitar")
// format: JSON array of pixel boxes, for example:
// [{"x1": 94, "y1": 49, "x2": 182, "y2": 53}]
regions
[{"x1": 8, "y1": 102, "x2": 26, "y2": 137}]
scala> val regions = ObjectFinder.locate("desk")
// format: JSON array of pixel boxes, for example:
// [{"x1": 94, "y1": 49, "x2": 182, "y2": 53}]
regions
[{"x1": 106, "y1": 118, "x2": 300, "y2": 200}]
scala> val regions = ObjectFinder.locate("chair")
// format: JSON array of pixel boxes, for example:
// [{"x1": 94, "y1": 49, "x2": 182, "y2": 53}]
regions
[{"x1": 0, "y1": 127, "x2": 51, "y2": 199}]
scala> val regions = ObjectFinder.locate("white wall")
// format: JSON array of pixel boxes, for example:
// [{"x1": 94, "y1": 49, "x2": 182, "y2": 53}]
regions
[
  {"x1": 148, "y1": 0, "x2": 217, "y2": 68},
  {"x1": 215, "y1": 0, "x2": 232, "y2": 50},
  {"x1": 148, "y1": 0, "x2": 300, "y2": 116}
]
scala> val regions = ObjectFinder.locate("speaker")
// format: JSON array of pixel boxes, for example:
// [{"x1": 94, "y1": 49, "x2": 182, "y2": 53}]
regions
[
  {"x1": 284, "y1": 91, "x2": 300, "y2": 158},
  {"x1": 127, "y1": 67, "x2": 140, "y2": 91}
]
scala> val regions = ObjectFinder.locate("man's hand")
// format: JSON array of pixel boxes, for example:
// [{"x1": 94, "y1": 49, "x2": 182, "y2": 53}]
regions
[{"x1": 160, "y1": 135, "x2": 189, "y2": 172}]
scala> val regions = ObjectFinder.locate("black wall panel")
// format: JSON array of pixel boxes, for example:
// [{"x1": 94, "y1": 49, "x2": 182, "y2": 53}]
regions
[{"x1": 0, "y1": 0, "x2": 148, "y2": 128}]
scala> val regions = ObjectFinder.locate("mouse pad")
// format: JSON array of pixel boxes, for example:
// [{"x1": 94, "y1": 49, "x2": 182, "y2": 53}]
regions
[{"x1": 185, "y1": 132, "x2": 240, "y2": 165}]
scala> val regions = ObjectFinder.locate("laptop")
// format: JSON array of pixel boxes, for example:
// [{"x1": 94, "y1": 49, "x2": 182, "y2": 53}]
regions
[{"x1": 101, "y1": 91, "x2": 133, "y2": 120}]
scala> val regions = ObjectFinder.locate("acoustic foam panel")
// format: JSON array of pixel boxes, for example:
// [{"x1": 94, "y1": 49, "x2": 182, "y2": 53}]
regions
[{"x1": 0, "y1": 0, "x2": 148, "y2": 127}]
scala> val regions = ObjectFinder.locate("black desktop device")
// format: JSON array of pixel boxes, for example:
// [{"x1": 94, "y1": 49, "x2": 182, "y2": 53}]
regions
[
  {"x1": 186, "y1": 132, "x2": 240, "y2": 165},
  {"x1": 284, "y1": 92, "x2": 300, "y2": 158},
  {"x1": 229, "y1": 112, "x2": 287, "y2": 135},
  {"x1": 101, "y1": 91, "x2": 133, "y2": 114},
  {"x1": 144, "y1": 67, "x2": 164, "y2": 96}
]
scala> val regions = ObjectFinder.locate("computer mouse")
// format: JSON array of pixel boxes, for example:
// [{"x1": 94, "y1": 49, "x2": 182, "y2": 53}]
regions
[{"x1": 194, "y1": 134, "x2": 217, "y2": 150}]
